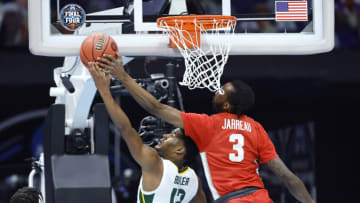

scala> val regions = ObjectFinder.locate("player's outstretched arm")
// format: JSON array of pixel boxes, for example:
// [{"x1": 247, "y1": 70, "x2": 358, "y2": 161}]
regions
[
  {"x1": 88, "y1": 62, "x2": 162, "y2": 173},
  {"x1": 190, "y1": 177, "x2": 207, "y2": 203},
  {"x1": 97, "y1": 54, "x2": 184, "y2": 128},
  {"x1": 266, "y1": 157, "x2": 316, "y2": 203}
]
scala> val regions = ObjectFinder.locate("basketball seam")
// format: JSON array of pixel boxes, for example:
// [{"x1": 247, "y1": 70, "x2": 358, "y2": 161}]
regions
[
  {"x1": 100, "y1": 34, "x2": 110, "y2": 57},
  {"x1": 91, "y1": 34, "x2": 96, "y2": 61},
  {"x1": 81, "y1": 43, "x2": 90, "y2": 63}
]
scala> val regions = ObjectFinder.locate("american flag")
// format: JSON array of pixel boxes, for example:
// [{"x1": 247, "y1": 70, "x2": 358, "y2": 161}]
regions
[{"x1": 275, "y1": 1, "x2": 308, "y2": 21}]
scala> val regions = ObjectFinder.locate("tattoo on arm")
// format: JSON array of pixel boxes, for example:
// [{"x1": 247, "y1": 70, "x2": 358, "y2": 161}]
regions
[{"x1": 266, "y1": 158, "x2": 314, "y2": 203}]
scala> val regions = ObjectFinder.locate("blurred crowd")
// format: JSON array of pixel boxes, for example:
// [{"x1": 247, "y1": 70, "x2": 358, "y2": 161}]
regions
[
  {"x1": 0, "y1": 0, "x2": 359, "y2": 50},
  {"x1": 0, "y1": 0, "x2": 28, "y2": 47},
  {"x1": 335, "y1": 0, "x2": 360, "y2": 49}
]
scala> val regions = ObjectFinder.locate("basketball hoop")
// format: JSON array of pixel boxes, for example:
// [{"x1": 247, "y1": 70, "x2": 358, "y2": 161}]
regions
[{"x1": 157, "y1": 15, "x2": 236, "y2": 94}]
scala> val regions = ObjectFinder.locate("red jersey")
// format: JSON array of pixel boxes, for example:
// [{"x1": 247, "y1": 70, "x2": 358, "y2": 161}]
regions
[{"x1": 181, "y1": 112, "x2": 278, "y2": 199}]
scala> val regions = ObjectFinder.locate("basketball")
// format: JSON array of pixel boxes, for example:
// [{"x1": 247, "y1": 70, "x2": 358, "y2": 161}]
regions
[{"x1": 80, "y1": 33, "x2": 118, "y2": 68}]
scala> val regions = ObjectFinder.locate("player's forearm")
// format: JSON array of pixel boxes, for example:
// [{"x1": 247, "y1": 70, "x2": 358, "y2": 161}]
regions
[
  {"x1": 98, "y1": 89, "x2": 145, "y2": 162},
  {"x1": 99, "y1": 90, "x2": 132, "y2": 131},
  {"x1": 266, "y1": 158, "x2": 315, "y2": 203},
  {"x1": 119, "y1": 73, "x2": 163, "y2": 116},
  {"x1": 283, "y1": 175, "x2": 315, "y2": 203},
  {"x1": 119, "y1": 73, "x2": 184, "y2": 128},
  {"x1": 121, "y1": 127, "x2": 147, "y2": 165}
]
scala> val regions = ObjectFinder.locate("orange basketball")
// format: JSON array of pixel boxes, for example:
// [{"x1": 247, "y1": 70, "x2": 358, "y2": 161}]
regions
[
  {"x1": 70, "y1": 23, "x2": 76, "y2": 30},
  {"x1": 80, "y1": 33, "x2": 118, "y2": 68}
]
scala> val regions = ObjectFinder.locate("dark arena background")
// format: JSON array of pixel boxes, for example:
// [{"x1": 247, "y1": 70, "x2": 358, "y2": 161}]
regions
[{"x1": 0, "y1": 0, "x2": 358, "y2": 202}]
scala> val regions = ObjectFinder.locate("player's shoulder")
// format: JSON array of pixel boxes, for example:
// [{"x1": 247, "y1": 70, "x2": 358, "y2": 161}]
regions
[
  {"x1": 214, "y1": 113, "x2": 257, "y2": 122},
  {"x1": 239, "y1": 115, "x2": 267, "y2": 135},
  {"x1": 186, "y1": 167, "x2": 200, "y2": 186},
  {"x1": 210, "y1": 112, "x2": 232, "y2": 119},
  {"x1": 240, "y1": 114, "x2": 262, "y2": 125},
  {"x1": 162, "y1": 158, "x2": 176, "y2": 169},
  {"x1": 187, "y1": 166, "x2": 197, "y2": 175},
  {"x1": 182, "y1": 112, "x2": 210, "y2": 118}
]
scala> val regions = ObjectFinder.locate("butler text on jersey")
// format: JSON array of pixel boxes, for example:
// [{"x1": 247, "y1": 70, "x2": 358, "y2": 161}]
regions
[{"x1": 174, "y1": 176, "x2": 190, "y2": 186}]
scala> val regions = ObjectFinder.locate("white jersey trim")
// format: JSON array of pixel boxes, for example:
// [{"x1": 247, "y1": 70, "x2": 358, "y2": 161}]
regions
[
  {"x1": 139, "y1": 159, "x2": 167, "y2": 195},
  {"x1": 137, "y1": 159, "x2": 199, "y2": 202},
  {"x1": 200, "y1": 152, "x2": 220, "y2": 200}
]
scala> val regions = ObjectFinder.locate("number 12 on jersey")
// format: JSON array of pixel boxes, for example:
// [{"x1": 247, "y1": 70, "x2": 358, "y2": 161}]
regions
[{"x1": 229, "y1": 134, "x2": 245, "y2": 162}]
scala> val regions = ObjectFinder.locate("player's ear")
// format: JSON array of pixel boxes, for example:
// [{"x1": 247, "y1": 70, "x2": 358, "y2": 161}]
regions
[
  {"x1": 223, "y1": 101, "x2": 231, "y2": 112},
  {"x1": 175, "y1": 146, "x2": 186, "y2": 157}
]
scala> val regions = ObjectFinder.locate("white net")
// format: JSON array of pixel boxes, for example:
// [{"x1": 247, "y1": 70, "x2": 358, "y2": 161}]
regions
[{"x1": 158, "y1": 16, "x2": 236, "y2": 94}]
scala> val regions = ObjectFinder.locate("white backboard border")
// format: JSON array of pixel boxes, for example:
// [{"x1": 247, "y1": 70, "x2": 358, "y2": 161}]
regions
[{"x1": 28, "y1": 0, "x2": 334, "y2": 57}]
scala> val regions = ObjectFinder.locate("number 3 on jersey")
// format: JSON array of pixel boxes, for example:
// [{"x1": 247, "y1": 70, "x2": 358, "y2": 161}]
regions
[{"x1": 229, "y1": 134, "x2": 244, "y2": 162}]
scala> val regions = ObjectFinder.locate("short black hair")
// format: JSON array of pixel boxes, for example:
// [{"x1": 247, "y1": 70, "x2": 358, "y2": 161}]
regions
[
  {"x1": 179, "y1": 129, "x2": 199, "y2": 166},
  {"x1": 228, "y1": 80, "x2": 255, "y2": 117},
  {"x1": 10, "y1": 187, "x2": 42, "y2": 203}
]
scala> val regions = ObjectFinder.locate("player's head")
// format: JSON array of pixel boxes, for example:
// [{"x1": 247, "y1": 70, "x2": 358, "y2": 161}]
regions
[
  {"x1": 155, "y1": 128, "x2": 198, "y2": 165},
  {"x1": 10, "y1": 187, "x2": 43, "y2": 203},
  {"x1": 212, "y1": 80, "x2": 255, "y2": 117}
]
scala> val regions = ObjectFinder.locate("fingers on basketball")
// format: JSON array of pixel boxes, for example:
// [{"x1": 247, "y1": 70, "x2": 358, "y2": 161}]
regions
[
  {"x1": 97, "y1": 56, "x2": 112, "y2": 65},
  {"x1": 80, "y1": 33, "x2": 118, "y2": 69},
  {"x1": 97, "y1": 61, "x2": 112, "y2": 72},
  {"x1": 87, "y1": 62, "x2": 95, "y2": 76}
]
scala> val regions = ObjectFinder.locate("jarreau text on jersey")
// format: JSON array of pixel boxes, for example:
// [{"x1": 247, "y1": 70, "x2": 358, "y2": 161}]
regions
[{"x1": 221, "y1": 119, "x2": 251, "y2": 132}]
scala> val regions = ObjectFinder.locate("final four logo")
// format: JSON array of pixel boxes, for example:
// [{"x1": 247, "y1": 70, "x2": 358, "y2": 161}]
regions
[{"x1": 60, "y1": 4, "x2": 86, "y2": 31}]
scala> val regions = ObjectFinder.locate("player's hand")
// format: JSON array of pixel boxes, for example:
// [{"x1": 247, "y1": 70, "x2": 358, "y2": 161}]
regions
[
  {"x1": 97, "y1": 53, "x2": 126, "y2": 80},
  {"x1": 88, "y1": 62, "x2": 111, "y2": 94}
]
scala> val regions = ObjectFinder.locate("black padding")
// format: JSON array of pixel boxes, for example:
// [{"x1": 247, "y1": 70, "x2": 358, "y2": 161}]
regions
[
  {"x1": 43, "y1": 104, "x2": 112, "y2": 203},
  {"x1": 43, "y1": 104, "x2": 65, "y2": 155},
  {"x1": 42, "y1": 104, "x2": 66, "y2": 203},
  {"x1": 52, "y1": 154, "x2": 111, "y2": 203},
  {"x1": 94, "y1": 103, "x2": 109, "y2": 155}
]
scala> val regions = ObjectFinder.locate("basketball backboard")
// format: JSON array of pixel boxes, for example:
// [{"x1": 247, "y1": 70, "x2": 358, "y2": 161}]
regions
[{"x1": 29, "y1": 0, "x2": 334, "y2": 56}]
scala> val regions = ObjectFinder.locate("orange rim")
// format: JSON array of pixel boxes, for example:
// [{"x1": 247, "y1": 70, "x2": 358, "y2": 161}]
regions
[
  {"x1": 157, "y1": 15, "x2": 236, "y2": 31},
  {"x1": 157, "y1": 15, "x2": 236, "y2": 48}
]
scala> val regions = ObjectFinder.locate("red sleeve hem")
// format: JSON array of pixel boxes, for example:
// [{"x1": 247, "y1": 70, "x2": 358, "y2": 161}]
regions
[
  {"x1": 181, "y1": 112, "x2": 190, "y2": 135},
  {"x1": 259, "y1": 154, "x2": 279, "y2": 164},
  {"x1": 180, "y1": 112, "x2": 209, "y2": 152}
]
